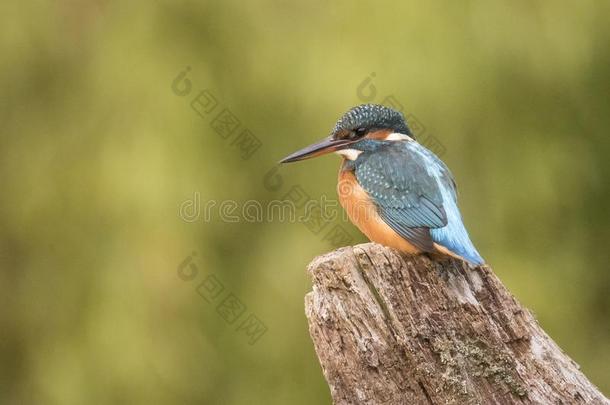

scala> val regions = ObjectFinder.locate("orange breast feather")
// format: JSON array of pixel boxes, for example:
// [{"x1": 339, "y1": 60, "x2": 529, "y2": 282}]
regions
[{"x1": 337, "y1": 168, "x2": 420, "y2": 254}]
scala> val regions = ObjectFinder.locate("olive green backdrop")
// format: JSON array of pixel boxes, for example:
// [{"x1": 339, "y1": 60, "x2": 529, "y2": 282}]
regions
[{"x1": 1, "y1": 1, "x2": 609, "y2": 403}]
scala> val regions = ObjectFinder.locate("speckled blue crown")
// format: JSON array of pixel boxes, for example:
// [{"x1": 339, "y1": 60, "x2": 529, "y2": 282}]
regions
[{"x1": 331, "y1": 104, "x2": 413, "y2": 138}]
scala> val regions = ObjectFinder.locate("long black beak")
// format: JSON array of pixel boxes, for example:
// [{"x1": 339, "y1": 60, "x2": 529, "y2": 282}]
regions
[{"x1": 279, "y1": 137, "x2": 354, "y2": 163}]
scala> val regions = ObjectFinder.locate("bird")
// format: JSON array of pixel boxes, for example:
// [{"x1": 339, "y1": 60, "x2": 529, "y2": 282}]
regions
[{"x1": 280, "y1": 104, "x2": 484, "y2": 266}]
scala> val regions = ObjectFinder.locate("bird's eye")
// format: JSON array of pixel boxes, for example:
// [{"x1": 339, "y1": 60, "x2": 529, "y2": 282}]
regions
[{"x1": 353, "y1": 127, "x2": 367, "y2": 138}]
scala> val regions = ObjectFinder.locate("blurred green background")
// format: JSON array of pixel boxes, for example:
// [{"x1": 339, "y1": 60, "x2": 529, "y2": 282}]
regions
[{"x1": 1, "y1": 1, "x2": 609, "y2": 403}]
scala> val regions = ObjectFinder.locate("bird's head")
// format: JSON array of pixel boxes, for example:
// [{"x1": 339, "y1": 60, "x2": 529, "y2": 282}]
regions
[{"x1": 280, "y1": 104, "x2": 413, "y2": 163}]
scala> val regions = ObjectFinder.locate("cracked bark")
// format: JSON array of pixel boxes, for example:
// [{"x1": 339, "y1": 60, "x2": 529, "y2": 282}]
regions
[{"x1": 304, "y1": 243, "x2": 608, "y2": 405}]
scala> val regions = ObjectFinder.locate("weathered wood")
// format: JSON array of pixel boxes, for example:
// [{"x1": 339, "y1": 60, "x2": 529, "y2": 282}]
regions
[{"x1": 305, "y1": 243, "x2": 608, "y2": 405}]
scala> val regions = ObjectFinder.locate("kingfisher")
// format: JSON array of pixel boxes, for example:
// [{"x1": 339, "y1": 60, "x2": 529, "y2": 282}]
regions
[{"x1": 280, "y1": 104, "x2": 484, "y2": 266}]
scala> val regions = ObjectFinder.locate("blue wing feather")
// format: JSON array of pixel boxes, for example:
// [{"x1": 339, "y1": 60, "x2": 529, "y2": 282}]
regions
[{"x1": 355, "y1": 141, "x2": 484, "y2": 265}]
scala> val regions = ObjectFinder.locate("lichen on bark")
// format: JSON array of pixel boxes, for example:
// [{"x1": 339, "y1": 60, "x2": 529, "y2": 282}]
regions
[{"x1": 305, "y1": 243, "x2": 609, "y2": 405}]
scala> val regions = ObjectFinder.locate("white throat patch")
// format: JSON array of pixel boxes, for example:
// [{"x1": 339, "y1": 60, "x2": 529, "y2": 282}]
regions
[
  {"x1": 335, "y1": 149, "x2": 362, "y2": 161},
  {"x1": 385, "y1": 132, "x2": 413, "y2": 141}
]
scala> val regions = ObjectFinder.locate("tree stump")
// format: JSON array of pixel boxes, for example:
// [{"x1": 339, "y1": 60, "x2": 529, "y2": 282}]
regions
[{"x1": 304, "y1": 243, "x2": 608, "y2": 405}]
